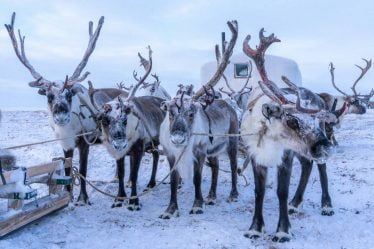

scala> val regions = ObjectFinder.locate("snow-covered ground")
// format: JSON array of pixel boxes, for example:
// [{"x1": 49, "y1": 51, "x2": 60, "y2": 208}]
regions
[{"x1": 0, "y1": 110, "x2": 373, "y2": 249}]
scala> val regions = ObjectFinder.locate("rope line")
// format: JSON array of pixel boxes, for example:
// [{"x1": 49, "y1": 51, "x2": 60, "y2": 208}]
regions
[
  {"x1": 3, "y1": 131, "x2": 97, "y2": 150},
  {"x1": 71, "y1": 145, "x2": 188, "y2": 201}
]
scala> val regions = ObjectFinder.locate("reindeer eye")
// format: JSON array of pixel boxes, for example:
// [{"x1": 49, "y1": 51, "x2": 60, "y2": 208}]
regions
[
  {"x1": 188, "y1": 112, "x2": 194, "y2": 118},
  {"x1": 286, "y1": 118, "x2": 300, "y2": 130}
]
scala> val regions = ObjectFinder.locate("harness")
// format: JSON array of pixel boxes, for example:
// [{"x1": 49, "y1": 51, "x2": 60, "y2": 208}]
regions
[{"x1": 202, "y1": 108, "x2": 214, "y2": 144}]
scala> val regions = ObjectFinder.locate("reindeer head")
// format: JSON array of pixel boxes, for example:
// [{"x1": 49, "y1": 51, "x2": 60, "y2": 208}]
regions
[
  {"x1": 5, "y1": 12, "x2": 104, "y2": 126},
  {"x1": 161, "y1": 20, "x2": 238, "y2": 147},
  {"x1": 98, "y1": 97, "x2": 134, "y2": 152},
  {"x1": 243, "y1": 29, "x2": 347, "y2": 163},
  {"x1": 98, "y1": 47, "x2": 152, "y2": 153},
  {"x1": 329, "y1": 59, "x2": 372, "y2": 114},
  {"x1": 161, "y1": 90, "x2": 216, "y2": 146}
]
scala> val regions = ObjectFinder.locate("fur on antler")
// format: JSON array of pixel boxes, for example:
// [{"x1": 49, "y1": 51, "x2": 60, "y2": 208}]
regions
[{"x1": 243, "y1": 28, "x2": 288, "y2": 105}]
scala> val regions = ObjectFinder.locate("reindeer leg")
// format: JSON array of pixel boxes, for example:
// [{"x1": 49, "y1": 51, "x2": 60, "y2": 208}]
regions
[
  {"x1": 227, "y1": 137, "x2": 239, "y2": 202},
  {"x1": 159, "y1": 155, "x2": 179, "y2": 219},
  {"x1": 126, "y1": 155, "x2": 132, "y2": 188},
  {"x1": 289, "y1": 155, "x2": 312, "y2": 214},
  {"x1": 190, "y1": 151, "x2": 205, "y2": 214},
  {"x1": 63, "y1": 149, "x2": 74, "y2": 200},
  {"x1": 273, "y1": 150, "x2": 293, "y2": 243},
  {"x1": 244, "y1": 160, "x2": 267, "y2": 239},
  {"x1": 128, "y1": 140, "x2": 143, "y2": 211},
  {"x1": 317, "y1": 163, "x2": 334, "y2": 216},
  {"x1": 145, "y1": 150, "x2": 159, "y2": 191},
  {"x1": 76, "y1": 139, "x2": 91, "y2": 205},
  {"x1": 112, "y1": 157, "x2": 126, "y2": 208},
  {"x1": 206, "y1": 157, "x2": 218, "y2": 205}
]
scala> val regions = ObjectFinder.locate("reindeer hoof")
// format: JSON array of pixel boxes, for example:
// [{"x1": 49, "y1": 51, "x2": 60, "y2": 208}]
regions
[
  {"x1": 127, "y1": 204, "x2": 141, "y2": 211},
  {"x1": 227, "y1": 195, "x2": 238, "y2": 203},
  {"x1": 75, "y1": 195, "x2": 91, "y2": 206},
  {"x1": 244, "y1": 229, "x2": 262, "y2": 239},
  {"x1": 205, "y1": 197, "x2": 217, "y2": 205},
  {"x1": 321, "y1": 207, "x2": 334, "y2": 216},
  {"x1": 288, "y1": 202, "x2": 302, "y2": 214},
  {"x1": 111, "y1": 200, "x2": 124, "y2": 208},
  {"x1": 159, "y1": 210, "x2": 179, "y2": 219},
  {"x1": 189, "y1": 207, "x2": 203, "y2": 214},
  {"x1": 272, "y1": 231, "x2": 292, "y2": 243}
]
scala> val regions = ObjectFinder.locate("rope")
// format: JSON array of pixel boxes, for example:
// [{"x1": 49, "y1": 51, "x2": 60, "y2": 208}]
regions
[
  {"x1": 192, "y1": 132, "x2": 257, "y2": 137},
  {"x1": 3, "y1": 131, "x2": 97, "y2": 150},
  {"x1": 71, "y1": 145, "x2": 188, "y2": 201},
  {"x1": 72, "y1": 111, "x2": 99, "y2": 146}
]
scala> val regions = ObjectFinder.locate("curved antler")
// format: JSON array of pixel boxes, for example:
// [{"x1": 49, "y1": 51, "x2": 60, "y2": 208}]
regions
[
  {"x1": 194, "y1": 20, "x2": 238, "y2": 99},
  {"x1": 243, "y1": 28, "x2": 287, "y2": 105},
  {"x1": 329, "y1": 62, "x2": 349, "y2": 96},
  {"x1": 68, "y1": 16, "x2": 104, "y2": 85},
  {"x1": 243, "y1": 28, "x2": 280, "y2": 82},
  {"x1": 5, "y1": 12, "x2": 51, "y2": 87},
  {"x1": 351, "y1": 58, "x2": 372, "y2": 96},
  {"x1": 127, "y1": 46, "x2": 153, "y2": 100}
]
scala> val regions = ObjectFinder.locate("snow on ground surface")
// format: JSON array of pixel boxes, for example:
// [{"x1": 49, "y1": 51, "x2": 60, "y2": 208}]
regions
[{"x1": 0, "y1": 110, "x2": 373, "y2": 249}]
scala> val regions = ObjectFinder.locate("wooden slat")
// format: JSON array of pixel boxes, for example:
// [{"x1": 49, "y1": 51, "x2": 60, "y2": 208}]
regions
[
  {"x1": 0, "y1": 158, "x2": 72, "y2": 187},
  {"x1": 26, "y1": 161, "x2": 61, "y2": 178},
  {"x1": 0, "y1": 191, "x2": 70, "y2": 237}
]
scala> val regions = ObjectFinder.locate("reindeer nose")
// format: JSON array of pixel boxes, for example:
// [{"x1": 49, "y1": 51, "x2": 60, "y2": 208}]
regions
[
  {"x1": 170, "y1": 131, "x2": 186, "y2": 145},
  {"x1": 311, "y1": 137, "x2": 332, "y2": 160},
  {"x1": 113, "y1": 131, "x2": 124, "y2": 140}
]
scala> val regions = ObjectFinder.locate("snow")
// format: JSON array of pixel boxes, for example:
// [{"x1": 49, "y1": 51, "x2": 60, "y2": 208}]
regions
[{"x1": 0, "y1": 110, "x2": 374, "y2": 249}]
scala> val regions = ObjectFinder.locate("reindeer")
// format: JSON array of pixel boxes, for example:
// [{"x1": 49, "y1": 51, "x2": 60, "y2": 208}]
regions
[
  {"x1": 319, "y1": 59, "x2": 372, "y2": 115},
  {"x1": 4, "y1": 12, "x2": 112, "y2": 205},
  {"x1": 158, "y1": 20, "x2": 238, "y2": 218},
  {"x1": 94, "y1": 47, "x2": 166, "y2": 210},
  {"x1": 116, "y1": 74, "x2": 170, "y2": 188},
  {"x1": 280, "y1": 76, "x2": 349, "y2": 217},
  {"x1": 240, "y1": 29, "x2": 347, "y2": 242}
]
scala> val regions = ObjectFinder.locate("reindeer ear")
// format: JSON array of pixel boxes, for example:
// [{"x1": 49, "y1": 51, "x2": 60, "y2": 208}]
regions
[
  {"x1": 71, "y1": 85, "x2": 84, "y2": 96},
  {"x1": 160, "y1": 101, "x2": 168, "y2": 112}
]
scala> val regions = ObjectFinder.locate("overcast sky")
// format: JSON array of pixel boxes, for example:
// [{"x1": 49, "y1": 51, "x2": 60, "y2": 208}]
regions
[{"x1": 0, "y1": 0, "x2": 373, "y2": 109}]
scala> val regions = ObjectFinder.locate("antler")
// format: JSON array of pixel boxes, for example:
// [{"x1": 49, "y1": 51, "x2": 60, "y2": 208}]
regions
[
  {"x1": 243, "y1": 28, "x2": 280, "y2": 82},
  {"x1": 127, "y1": 46, "x2": 153, "y2": 100},
  {"x1": 351, "y1": 58, "x2": 372, "y2": 96},
  {"x1": 151, "y1": 73, "x2": 160, "y2": 86},
  {"x1": 329, "y1": 62, "x2": 349, "y2": 97},
  {"x1": 243, "y1": 28, "x2": 288, "y2": 105},
  {"x1": 68, "y1": 16, "x2": 104, "y2": 85},
  {"x1": 194, "y1": 20, "x2": 238, "y2": 99},
  {"x1": 215, "y1": 44, "x2": 235, "y2": 95},
  {"x1": 117, "y1": 81, "x2": 133, "y2": 91},
  {"x1": 5, "y1": 12, "x2": 51, "y2": 87}
]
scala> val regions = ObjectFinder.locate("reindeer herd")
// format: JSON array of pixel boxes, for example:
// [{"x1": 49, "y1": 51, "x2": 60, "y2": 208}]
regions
[{"x1": 1, "y1": 12, "x2": 373, "y2": 243}]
